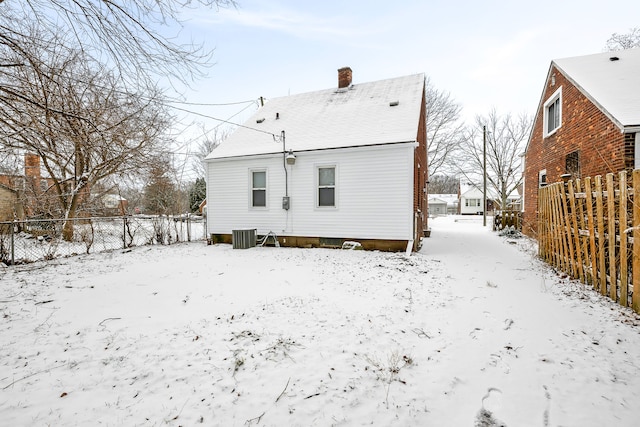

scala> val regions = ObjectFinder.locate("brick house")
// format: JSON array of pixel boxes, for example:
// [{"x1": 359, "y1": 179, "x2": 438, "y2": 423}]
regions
[
  {"x1": 523, "y1": 48, "x2": 640, "y2": 236},
  {"x1": 0, "y1": 184, "x2": 23, "y2": 221},
  {"x1": 0, "y1": 153, "x2": 44, "y2": 221},
  {"x1": 205, "y1": 68, "x2": 428, "y2": 252}
]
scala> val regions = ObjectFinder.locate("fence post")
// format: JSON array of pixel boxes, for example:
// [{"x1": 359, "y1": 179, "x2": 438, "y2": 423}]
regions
[
  {"x1": 584, "y1": 177, "x2": 598, "y2": 288},
  {"x1": 619, "y1": 171, "x2": 628, "y2": 307},
  {"x1": 567, "y1": 180, "x2": 584, "y2": 283},
  {"x1": 594, "y1": 176, "x2": 607, "y2": 295}
]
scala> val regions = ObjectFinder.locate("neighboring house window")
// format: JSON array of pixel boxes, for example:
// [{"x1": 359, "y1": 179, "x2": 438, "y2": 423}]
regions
[
  {"x1": 318, "y1": 166, "x2": 336, "y2": 207},
  {"x1": 544, "y1": 88, "x2": 562, "y2": 136},
  {"x1": 539, "y1": 169, "x2": 547, "y2": 187},
  {"x1": 465, "y1": 198, "x2": 480, "y2": 207},
  {"x1": 251, "y1": 170, "x2": 266, "y2": 207},
  {"x1": 565, "y1": 150, "x2": 580, "y2": 177}
]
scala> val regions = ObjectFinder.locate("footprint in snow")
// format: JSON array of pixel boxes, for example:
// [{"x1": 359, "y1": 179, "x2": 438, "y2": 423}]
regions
[{"x1": 474, "y1": 387, "x2": 507, "y2": 427}]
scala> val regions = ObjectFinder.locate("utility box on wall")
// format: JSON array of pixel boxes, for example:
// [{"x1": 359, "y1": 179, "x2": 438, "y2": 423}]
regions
[{"x1": 232, "y1": 228, "x2": 256, "y2": 249}]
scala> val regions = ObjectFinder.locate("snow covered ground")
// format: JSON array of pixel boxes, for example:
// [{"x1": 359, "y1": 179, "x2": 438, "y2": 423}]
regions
[{"x1": 1, "y1": 215, "x2": 639, "y2": 426}]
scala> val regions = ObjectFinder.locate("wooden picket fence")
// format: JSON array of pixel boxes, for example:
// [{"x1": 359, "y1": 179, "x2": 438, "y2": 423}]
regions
[{"x1": 537, "y1": 170, "x2": 640, "y2": 313}]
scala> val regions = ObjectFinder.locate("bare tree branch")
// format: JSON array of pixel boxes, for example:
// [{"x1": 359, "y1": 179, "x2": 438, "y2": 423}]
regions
[
  {"x1": 1, "y1": 40, "x2": 172, "y2": 239},
  {"x1": 457, "y1": 109, "x2": 532, "y2": 209},
  {"x1": 0, "y1": 1, "x2": 237, "y2": 86},
  {"x1": 605, "y1": 27, "x2": 640, "y2": 51},
  {"x1": 425, "y1": 78, "x2": 464, "y2": 177}
]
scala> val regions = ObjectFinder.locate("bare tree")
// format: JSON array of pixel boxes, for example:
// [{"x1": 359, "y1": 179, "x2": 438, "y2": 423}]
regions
[
  {"x1": 428, "y1": 175, "x2": 459, "y2": 194},
  {"x1": 605, "y1": 27, "x2": 640, "y2": 51},
  {"x1": 192, "y1": 126, "x2": 231, "y2": 178},
  {"x1": 425, "y1": 78, "x2": 465, "y2": 177},
  {"x1": 143, "y1": 158, "x2": 181, "y2": 215},
  {"x1": 1, "y1": 41, "x2": 172, "y2": 239},
  {"x1": 0, "y1": 1, "x2": 236, "y2": 166},
  {"x1": 0, "y1": 0, "x2": 236, "y2": 86},
  {"x1": 458, "y1": 109, "x2": 532, "y2": 210}
]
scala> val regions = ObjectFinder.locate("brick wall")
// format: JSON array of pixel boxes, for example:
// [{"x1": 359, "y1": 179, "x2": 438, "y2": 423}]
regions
[
  {"x1": 523, "y1": 65, "x2": 632, "y2": 236},
  {"x1": 414, "y1": 82, "x2": 428, "y2": 247},
  {"x1": 0, "y1": 186, "x2": 17, "y2": 221}
]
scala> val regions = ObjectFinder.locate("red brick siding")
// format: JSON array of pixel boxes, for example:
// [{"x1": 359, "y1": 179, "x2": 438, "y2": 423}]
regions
[
  {"x1": 624, "y1": 133, "x2": 635, "y2": 170},
  {"x1": 0, "y1": 186, "x2": 17, "y2": 221},
  {"x1": 413, "y1": 83, "x2": 428, "y2": 247},
  {"x1": 523, "y1": 66, "x2": 630, "y2": 236}
]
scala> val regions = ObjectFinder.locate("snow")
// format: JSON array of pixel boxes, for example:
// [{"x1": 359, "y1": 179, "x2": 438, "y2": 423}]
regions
[
  {"x1": 204, "y1": 74, "x2": 424, "y2": 160},
  {"x1": 1, "y1": 215, "x2": 639, "y2": 426},
  {"x1": 553, "y1": 48, "x2": 640, "y2": 128}
]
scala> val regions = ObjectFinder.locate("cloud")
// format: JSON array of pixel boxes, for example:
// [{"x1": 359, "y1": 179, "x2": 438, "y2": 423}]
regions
[{"x1": 192, "y1": 5, "x2": 378, "y2": 44}]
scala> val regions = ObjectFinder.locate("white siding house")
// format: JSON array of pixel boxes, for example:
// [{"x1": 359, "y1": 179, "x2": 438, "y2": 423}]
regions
[
  {"x1": 459, "y1": 185, "x2": 484, "y2": 215},
  {"x1": 427, "y1": 197, "x2": 448, "y2": 216},
  {"x1": 205, "y1": 69, "x2": 427, "y2": 251}
]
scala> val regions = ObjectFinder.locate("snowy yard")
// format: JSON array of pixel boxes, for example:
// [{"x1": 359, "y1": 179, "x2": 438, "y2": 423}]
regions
[{"x1": 1, "y1": 216, "x2": 639, "y2": 426}]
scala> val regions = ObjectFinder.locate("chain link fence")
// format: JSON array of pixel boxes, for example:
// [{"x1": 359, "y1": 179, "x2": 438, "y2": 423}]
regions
[{"x1": 0, "y1": 215, "x2": 206, "y2": 265}]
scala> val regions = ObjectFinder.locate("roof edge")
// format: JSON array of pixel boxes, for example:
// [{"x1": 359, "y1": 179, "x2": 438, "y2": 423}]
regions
[{"x1": 204, "y1": 140, "x2": 417, "y2": 161}]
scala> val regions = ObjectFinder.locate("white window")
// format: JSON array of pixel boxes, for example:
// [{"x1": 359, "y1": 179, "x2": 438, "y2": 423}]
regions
[
  {"x1": 317, "y1": 166, "x2": 336, "y2": 207},
  {"x1": 538, "y1": 169, "x2": 547, "y2": 188},
  {"x1": 544, "y1": 88, "x2": 562, "y2": 137},
  {"x1": 465, "y1": 198, "x2": 480, "y2": 207},
  {"x1": 251, "y1": 170, "x2": 266, "y2": 208}
]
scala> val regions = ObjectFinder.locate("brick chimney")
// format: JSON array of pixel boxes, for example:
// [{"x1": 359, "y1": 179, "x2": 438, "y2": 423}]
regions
[
  {"x1": 338, "y1": 67, "x2": 352, "y2": 88},
  {"x1": 24, "y1": 153, "x2": 41, "y2": 182}
]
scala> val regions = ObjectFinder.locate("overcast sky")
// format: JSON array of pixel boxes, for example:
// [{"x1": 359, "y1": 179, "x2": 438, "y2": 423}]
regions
[{"x1": 172, "y1": 0, "x2": 639, "y2": 178}]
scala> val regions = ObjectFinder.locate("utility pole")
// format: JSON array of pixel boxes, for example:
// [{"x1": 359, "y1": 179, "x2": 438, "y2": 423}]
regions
[{"x1": 483, "y1": 125, "x2": 487, "y2": 227}]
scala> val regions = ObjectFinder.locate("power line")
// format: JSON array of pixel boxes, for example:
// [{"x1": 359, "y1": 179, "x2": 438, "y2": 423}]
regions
[
  {"x1": 165, "y1": 99, "x2": 256, "y2": 107},
  {"x1": 170, "y1": 104, "x2": 277, "y2": 137}
]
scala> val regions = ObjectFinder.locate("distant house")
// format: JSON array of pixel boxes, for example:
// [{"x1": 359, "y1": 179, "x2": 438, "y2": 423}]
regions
[
  {"x1": 0, "y1": 153, "x2": 47, "y2": 220},
  {"x1": 204, "y1": 67, "x2": 428, "y2": 252},
  {"x1": 459, "y1": 184, "x2": 484, "y2": 215},
  {"x1": 100, "y1": 194, "x2": 128, "y2": 216},
  {"x1": 427, "y1": 197, "x2": 447, "y2": 216},
  {"x1": 428, "y1": 193, "x2": 458, "y2": 216},
  {"x1": 523, "y1": 48, "x2": 640, "y2": 236},
  {"x1": 0, "y1": 184, "x2": 22, "y2": 222}
]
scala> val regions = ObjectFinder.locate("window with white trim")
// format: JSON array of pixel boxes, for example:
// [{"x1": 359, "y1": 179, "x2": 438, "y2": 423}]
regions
[
  {"x1": 544, "y1": 88, "x2": 562, "y2": 136},
  {"x1": 317, "y1": 166, "x2": 336, "y2": 207},
  {"x1": 465, "y1": 198, "x2": 481, "y2": 207},
  {"x1": 538, "y1": 169, "x2": 547, "y2": 188},
  {"x1": 251, "y1": 170, "x2": 266, "y2": 207}
]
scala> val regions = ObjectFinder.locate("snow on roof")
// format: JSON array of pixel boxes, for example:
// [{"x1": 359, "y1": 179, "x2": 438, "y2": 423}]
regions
[
  {"x1": 205, "y1": 73, "x2": 425, "y2": 160},
  {"x1": 460, "y1": 186, "x2": 483, "y2": 198},
  {"x1": 427, "y1": 197, "x2": 448, "y2": 204},
  {"x1": 429, "y1": 193, "x2": 458, "y2": 205},
  {"x1": 553, "y1": 48, "x2": 640, "y2": 129}
]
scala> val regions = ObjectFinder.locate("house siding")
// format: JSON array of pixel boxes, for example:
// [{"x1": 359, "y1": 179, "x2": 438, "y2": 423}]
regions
[
  {"x1": 414, "y1": 84, "x2": 428, "y2": 243},
  {"x1": 206, "y1": 143, "x2": 414, "y2": 242},
  {"x1": 0, "y1": 186, "x2": 17, "y2": 221},
  {"x1": 459, "y1": 188, "x2": 484, "y2": 215},
  {"x1": 523, "y1": 65, "x2": 631, "y2": 236}
]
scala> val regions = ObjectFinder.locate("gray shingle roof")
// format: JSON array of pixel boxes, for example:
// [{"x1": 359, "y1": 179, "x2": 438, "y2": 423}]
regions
[{"x1": 205, "y1": 73, "x2": 425, "y2": 160}]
